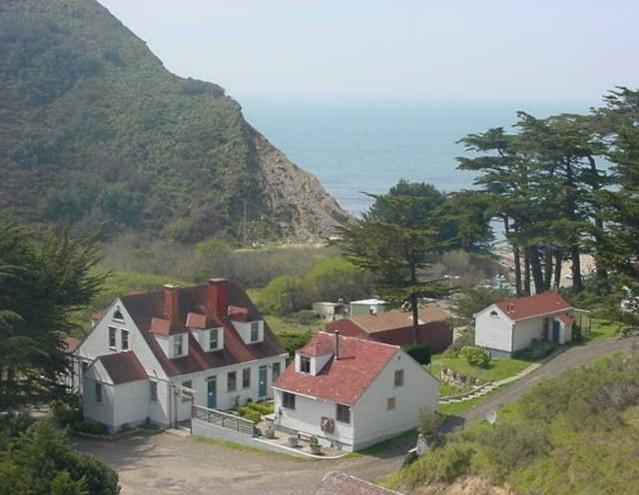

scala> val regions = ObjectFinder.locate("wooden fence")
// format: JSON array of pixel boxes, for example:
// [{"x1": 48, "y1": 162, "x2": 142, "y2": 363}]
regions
[{"x1": 192, "y1": 404, "x2": 256, "y2": 436}]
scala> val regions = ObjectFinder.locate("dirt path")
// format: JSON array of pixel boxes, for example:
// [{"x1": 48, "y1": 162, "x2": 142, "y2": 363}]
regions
[{"x1": 75, "y1": 336, "x2": 639, "y2": 495}]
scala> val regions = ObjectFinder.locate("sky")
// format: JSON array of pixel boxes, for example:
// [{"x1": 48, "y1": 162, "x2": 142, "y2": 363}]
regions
[{"x1": 98, "y1": 0, "x2": 639, "y2": 104}]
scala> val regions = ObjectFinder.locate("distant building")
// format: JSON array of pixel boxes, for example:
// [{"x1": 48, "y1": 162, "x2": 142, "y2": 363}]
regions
[
  {"x1": 326, "y1": 303, "x2": 453, "y2": 353},
  {"x1": 349, "y1": 298, "x2": 388, "y2": 317},
  {"x1": 67, "y1": 279, "x2": 287, "y2": 433},
  {"x1": 474, "y1": 292, "x2": 578, "y2": 357},
  {"x1": 312, "y1": 301, "x2": 347, "y2": 322},
  {"x1": 272, "y1": 331, "x2": 439, "y2": 452}
]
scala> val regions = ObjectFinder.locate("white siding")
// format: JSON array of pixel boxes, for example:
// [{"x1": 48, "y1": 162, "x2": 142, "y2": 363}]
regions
[
  {"x1": 352, "y1": 351, "x2": 438, "y2": 450},
  {"x1": 511, "y1": 317, "x2": 544, "y2": 352},
  {"x1": 82, "y1": 361, "x2": 115, "y2": 431},
  {"x1": 112, "y1": 380, "x2": 150, "y2": 431},
  {"x1": 274, "y1": 350, "x2": 439, "y2": 452},
  {"x1": 274, "y1": 391, "x2": 355, "y2": 449},
  {"x1": 474, "y1": 306, "x2": 513, "y2": 353}
]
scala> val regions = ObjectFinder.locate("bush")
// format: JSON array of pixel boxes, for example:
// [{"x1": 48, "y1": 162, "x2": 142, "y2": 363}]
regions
[
  {"x1": 71, "y1": 420, "x2": 108, "y2": 436},
  {"x1": 417, "y1": 409, "x2": 445, "y2": 448},
  {"x1": 244, "y1": 401, "x2": 274, "y2": 415},
  {"x1": 402, "y1": 343, "x2": 431, "y2": 365},
  {"x1": 238, "y1": 408, "x2": 262, "y2": 424},
  {"x1": 403, "y1": 442, "x2": 474, "y2": 486},
  {"x1": 277, "y1": 330, "x2": 313, "y2": 356},
  {"x1": 290, "y1": 309, "x2": 319, "y2": 325},
  {"x1": 51, "y1": 397, "x2": 83, "y2": 428},
  {"x1": 515, "y1": 339, "x2": 555, "y2": 361},
  {"x1": 461, "y1": 346, "x2": 491, "y2": 368}
]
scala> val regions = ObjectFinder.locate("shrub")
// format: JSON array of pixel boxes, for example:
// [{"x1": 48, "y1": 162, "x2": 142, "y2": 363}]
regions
[
  {"x1": 417, "y1": 409, "x2": 445, "y2": 448},
  {"x1": 71, "y1": 420, "x2": 108, "y2": 436},
  {"x1": 238, "y1": 409, "x2": 262, "y2": 424},
  {"x1": 277, "y1": 330, "x2": 313, "y2": 356},
  {"x1": 515, "y1": 339, "x2": 555, "y2": 361},
  {"x1": 51, "y1": 398, "x2": 83, "y2": 428},
  {"x1": 290, "y1": 309, "x2": 319, "y2": 325},
  {"x1": 403, "y1": 442, "x2": 474, "y2": 486},
  {"x1": 461, "y1": 346, "x2": 491, "y2": 368},
  {"x1": 245, "y1": 402, "x2": 274, "y2": 415},
  {"x1": 402, "y1": 343, "x2": 431, "y2": 365}
]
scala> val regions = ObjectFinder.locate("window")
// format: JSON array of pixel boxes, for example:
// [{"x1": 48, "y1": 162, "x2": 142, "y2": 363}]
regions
[
  {"x1": 113, "y1": 307, "x2": 124, "y2": 321},
  {"x1": 394, "y1": 369, "x2": 404, "y2": 387},
  {"x1": 387, "y1": 397, "x2": 396, "y2": 410},
  {"x1": 227, "y1": 371, "x2": 237, "y2": 392},
  {"x1": 490, "y1": 310, "x2": 498, "y2": 317},
  {"x1": 282, "y1": 392, "x2": 296, "y2": 409},
  {"x1": 250, "y1": 321, "x2": 260, "y2": 342},
  {"x1": 182, "y1": 380, "x2": 192, "y2": 402},
  {"x1": 108, "y1": 327, "x2": 116, "y2": 348},
  {"x1": 150, "y1": 381, "x2": 158, "y2": 401},
  {"x1": 300, "y1": 356, "x2": 311, "y2": 373},
  {"x1": 95, "y1": 382, "x2": 102, "y2": 403},
  {"x1": 121, "y1": 330, "x2": 129, "y2": 350},
  {"x1": 272, "y1": 362, "x2": 281, "y2": 381},
  {"x1": 336, "y1": 404, "x2": 351, "y2": 424},
  {"x1": 241, "y1": 368, "x2": 251, "y2": 389},
  {"x1": 172, "y1": 334, "x2": 183, "y2": 357},
  {"x1": 209, "y1": 328, "x2": 219, "y2": 351}
]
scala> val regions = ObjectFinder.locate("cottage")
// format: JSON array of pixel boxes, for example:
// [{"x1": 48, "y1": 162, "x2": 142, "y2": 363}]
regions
[
  {"x1": 68, "y1": 279, "x2": 287, "y2": 433},
  {"x1": 474, "y1": 292, "x2": 576, "y2": 357},
  {"x1": 326, "y1": 303, "x2": 453, "y2": 353},
  {"x1": 272, "y1": 332, "x2": 439, "y2": 452}
]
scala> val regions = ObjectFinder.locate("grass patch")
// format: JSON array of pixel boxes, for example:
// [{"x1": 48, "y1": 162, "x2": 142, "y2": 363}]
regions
[
  {"x1": 428, "y1": 354, "x2": 530, "y2": 384},
  {"x1": 263, "y1": 314, "x2": 321, "y2": 335},
  {"x1": 192, "y1": 435, "x2": 307, "y2": 461},
  {"x1": 349, "y1": 429, "x2": 417, "y2": 458},
  {"x1": 582, "y1": 318, "x2": 624, "y2": 343}
]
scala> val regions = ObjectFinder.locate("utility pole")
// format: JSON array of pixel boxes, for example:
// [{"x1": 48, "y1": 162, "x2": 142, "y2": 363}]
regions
[{"x1": 243, "y1": 199, "x2": 247, "y2": 247}]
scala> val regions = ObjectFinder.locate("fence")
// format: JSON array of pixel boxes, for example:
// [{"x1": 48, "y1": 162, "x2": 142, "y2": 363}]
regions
[{"x1": 192, "y1": 404, "x2": 256, "y2": 436}]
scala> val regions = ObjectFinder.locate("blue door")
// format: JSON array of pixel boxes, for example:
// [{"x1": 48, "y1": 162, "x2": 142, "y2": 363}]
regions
[
  {"x1": 552, "y1": 320, "x2": 561, "y2": 343},
  {"x1": 207, "y1": 377, "x2": 217, "y2": 409},
  {"x1": 258, "y1": 366, "x2": 267, "y2": 398}
]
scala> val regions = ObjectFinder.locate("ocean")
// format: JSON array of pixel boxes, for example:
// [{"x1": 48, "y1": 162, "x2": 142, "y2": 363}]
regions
[{"x1": 240, "y1": 98, "x2": 594, "y2": 215}]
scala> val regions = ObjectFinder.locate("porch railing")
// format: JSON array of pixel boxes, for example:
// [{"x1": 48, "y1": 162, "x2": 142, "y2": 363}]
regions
[{"x1": 192, "y1": 404, "x2": 256, "y2": 436}]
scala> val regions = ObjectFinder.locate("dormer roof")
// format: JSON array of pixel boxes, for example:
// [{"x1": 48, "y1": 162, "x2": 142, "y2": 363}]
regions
[
  {"x1": 274, "y1": 332, "x2": 397, "y2": 405},
  {"x1": 108, "y1": 281, "x2": 283, "y2": 377}
]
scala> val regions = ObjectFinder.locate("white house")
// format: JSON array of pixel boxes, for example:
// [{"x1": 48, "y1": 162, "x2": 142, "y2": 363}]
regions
[
  {"x1": 69, "y1": 279, "x2": 287, "y2": 433},
  {"x1": 474, "y1": 292, "x2": 575, "y2": 357},
  {"x1": 272, "y1": 331, "x2": 439, "y2": 452}
]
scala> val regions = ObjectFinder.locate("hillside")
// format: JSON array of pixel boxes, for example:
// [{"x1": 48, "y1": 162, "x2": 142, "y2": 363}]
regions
[
  {"x1": 385, "y1": 350, "x2": 639, "y2": 495},
  {"x1": 0, "y1": 0, "x2": 349, "y2": 241}
]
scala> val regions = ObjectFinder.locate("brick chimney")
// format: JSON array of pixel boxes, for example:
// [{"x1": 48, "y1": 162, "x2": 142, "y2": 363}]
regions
[
  {"x1": 334, "y1": 330, "x2": 340, "y2": 360},
  {"x1": 163, "y1": 284, "x2": 179, "y2": 321},
  {"x1": 207, "y1": 278, "x2": 229, "y2": 317}
]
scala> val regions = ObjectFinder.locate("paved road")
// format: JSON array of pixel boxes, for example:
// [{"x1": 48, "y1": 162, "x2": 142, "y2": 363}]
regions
[{"x1": 75, "y1": 336, "x2": 639, "y2": 495}]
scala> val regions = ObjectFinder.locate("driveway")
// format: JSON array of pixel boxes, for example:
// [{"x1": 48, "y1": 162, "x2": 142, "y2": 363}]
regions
[{"x1": 75, "y1": 336, "x2": 639, "y2": 495}]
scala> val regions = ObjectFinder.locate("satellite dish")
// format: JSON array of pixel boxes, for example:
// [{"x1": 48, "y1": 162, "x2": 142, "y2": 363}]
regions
[{"x1": 485, "y1": 411, "x2": 497, "y2": 426}]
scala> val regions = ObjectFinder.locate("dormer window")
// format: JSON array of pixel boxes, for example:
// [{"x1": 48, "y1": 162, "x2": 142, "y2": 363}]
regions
[
  {"x1": 250, "y1": 322, "x2": 259, "y2": 343},
  {"x1": 113, "y1": 307, "x2": 124, "y2": 321},
  {"x1": 209, "y1": 328, "x2": 220, "y2": 351},
  {"x1": 172, "y1": 334, "x2": 184, "y2": 357},
  {"x1": 490, "y1": 310, "x2": 498, "y2": 317},
  {"x1": 300, "y1": 355, "x2": 311, "y2": 373}
]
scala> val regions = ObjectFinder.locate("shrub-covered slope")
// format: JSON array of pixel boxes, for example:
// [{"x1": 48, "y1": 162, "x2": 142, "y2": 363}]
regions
[{"x1": 0, "y1": 0, "x2": 348, "y2": 241}]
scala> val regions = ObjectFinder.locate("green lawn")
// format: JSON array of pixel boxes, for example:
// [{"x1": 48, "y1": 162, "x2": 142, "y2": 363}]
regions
[
  {"x1": 582, "y1": 318, "x2": 623, "y2": 342},
  {"x1": 428, "y1": 354, "x2": 530, "y2": 384}
]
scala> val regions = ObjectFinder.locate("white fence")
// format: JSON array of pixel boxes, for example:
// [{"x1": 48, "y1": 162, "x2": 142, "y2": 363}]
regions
[{"x1": 192, "y1": 404, "x2": 256, "y2": 436}]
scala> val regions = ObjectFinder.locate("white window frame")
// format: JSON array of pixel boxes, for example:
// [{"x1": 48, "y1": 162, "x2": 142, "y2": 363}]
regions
[
  {"x1": 299, "y1": 356, "x2": 311, "y2": 373},
  {"x1": 108, "y1": 327, "x2": 116, "y2": 348},
  {"x1": 250, "y1": 321, "x2": 260, "y2": 342},
  {"x1": 121, "y1": 329, "x2": 129, "y2": 350},
  {"x1": 172, "y1": 334, "x2": 184, "y2": 357},
  {"x1": 209, "y1": 328, "x2": 219, "y2": 351}
]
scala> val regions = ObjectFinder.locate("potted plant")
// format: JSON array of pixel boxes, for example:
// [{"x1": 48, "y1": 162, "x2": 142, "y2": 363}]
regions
[
  {"x1": 288, "y1": 435, "x2": 299, "y2": 448},
  {"x1": 309, "y1": 435, "x2": 321, "y2": 455},
  {"x1": 264, "y1": 424, "x2": 275, "y2": 439}
]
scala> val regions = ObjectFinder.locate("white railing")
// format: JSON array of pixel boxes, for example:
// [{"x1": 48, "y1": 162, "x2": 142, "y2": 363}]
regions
[{"x1": 192, "y1": 404, "x2": 256, "y2": 436}]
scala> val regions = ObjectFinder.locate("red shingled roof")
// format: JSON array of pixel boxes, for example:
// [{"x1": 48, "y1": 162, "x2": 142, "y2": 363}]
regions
[
  {"x1": 98, "y1": 351, "x2": 148, "y2": 384},
  {"x1": 494, "y1": 292, "x2": 571, "y2": 321},
  {"x1": 118, "y1": 282, "x2": 284, "y2": 377},
  {"x1": 273, "y1": 332, "x2": 397, "y2": 405}
]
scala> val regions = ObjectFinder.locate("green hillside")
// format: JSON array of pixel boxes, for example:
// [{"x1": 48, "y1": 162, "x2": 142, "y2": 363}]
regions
[
  {"x1": 0, "y1": 0, "x2": 347, "y2": 242},
  {"x1": 385, "y1": 351, "x2": 639, "y2": 494}
]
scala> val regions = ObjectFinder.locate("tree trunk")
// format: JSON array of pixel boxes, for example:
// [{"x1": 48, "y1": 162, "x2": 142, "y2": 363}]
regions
[
  {"x1": 529, "y1": 248, "x2": 544, "y2": 294},
  {"x1": 553, "y1": 250, "x2": 563, "y2": 290},
  {"x1": 410, "y1": 291, "x2": 419, "y2": 345},
  {"x1": 570, "y1": 245, "x2": 583, "y2": 293},
  {"x1": 543, "y1": 247, "x2": 553, "y2": 291},
  {"x1": 524, "y1": 251, "x2": 531, "y2": 295},
  {"x1": 504, "y1": 216, "x2": 522, "y2": 296}
]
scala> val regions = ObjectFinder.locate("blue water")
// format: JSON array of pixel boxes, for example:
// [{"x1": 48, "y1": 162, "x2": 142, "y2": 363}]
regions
[{"x1": 240, "y1": 98, "x2": 594, "y2": 215}]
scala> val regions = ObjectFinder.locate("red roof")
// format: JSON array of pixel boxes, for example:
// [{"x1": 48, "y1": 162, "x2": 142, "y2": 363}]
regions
[
  {"x1": 494, "y1": 292, "x2": 571, "y2": 321},
  {"x1": 273, "y1": 332, "x2": 397, "y2": 405},
  {"x1": 117, "y1": 282, "x2": 284, "y2": 377},
  {"x1": 63, "y1": 336, "x2": 81, "y2": 354},
  {"x1": 98, "y1": 351, "x2": 148, "y2": 384}
]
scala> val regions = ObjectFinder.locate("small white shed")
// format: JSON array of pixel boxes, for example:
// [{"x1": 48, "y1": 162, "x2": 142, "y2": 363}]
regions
[{"x1": 474, "y1": 292, "x2": 575, "y2": 357}]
